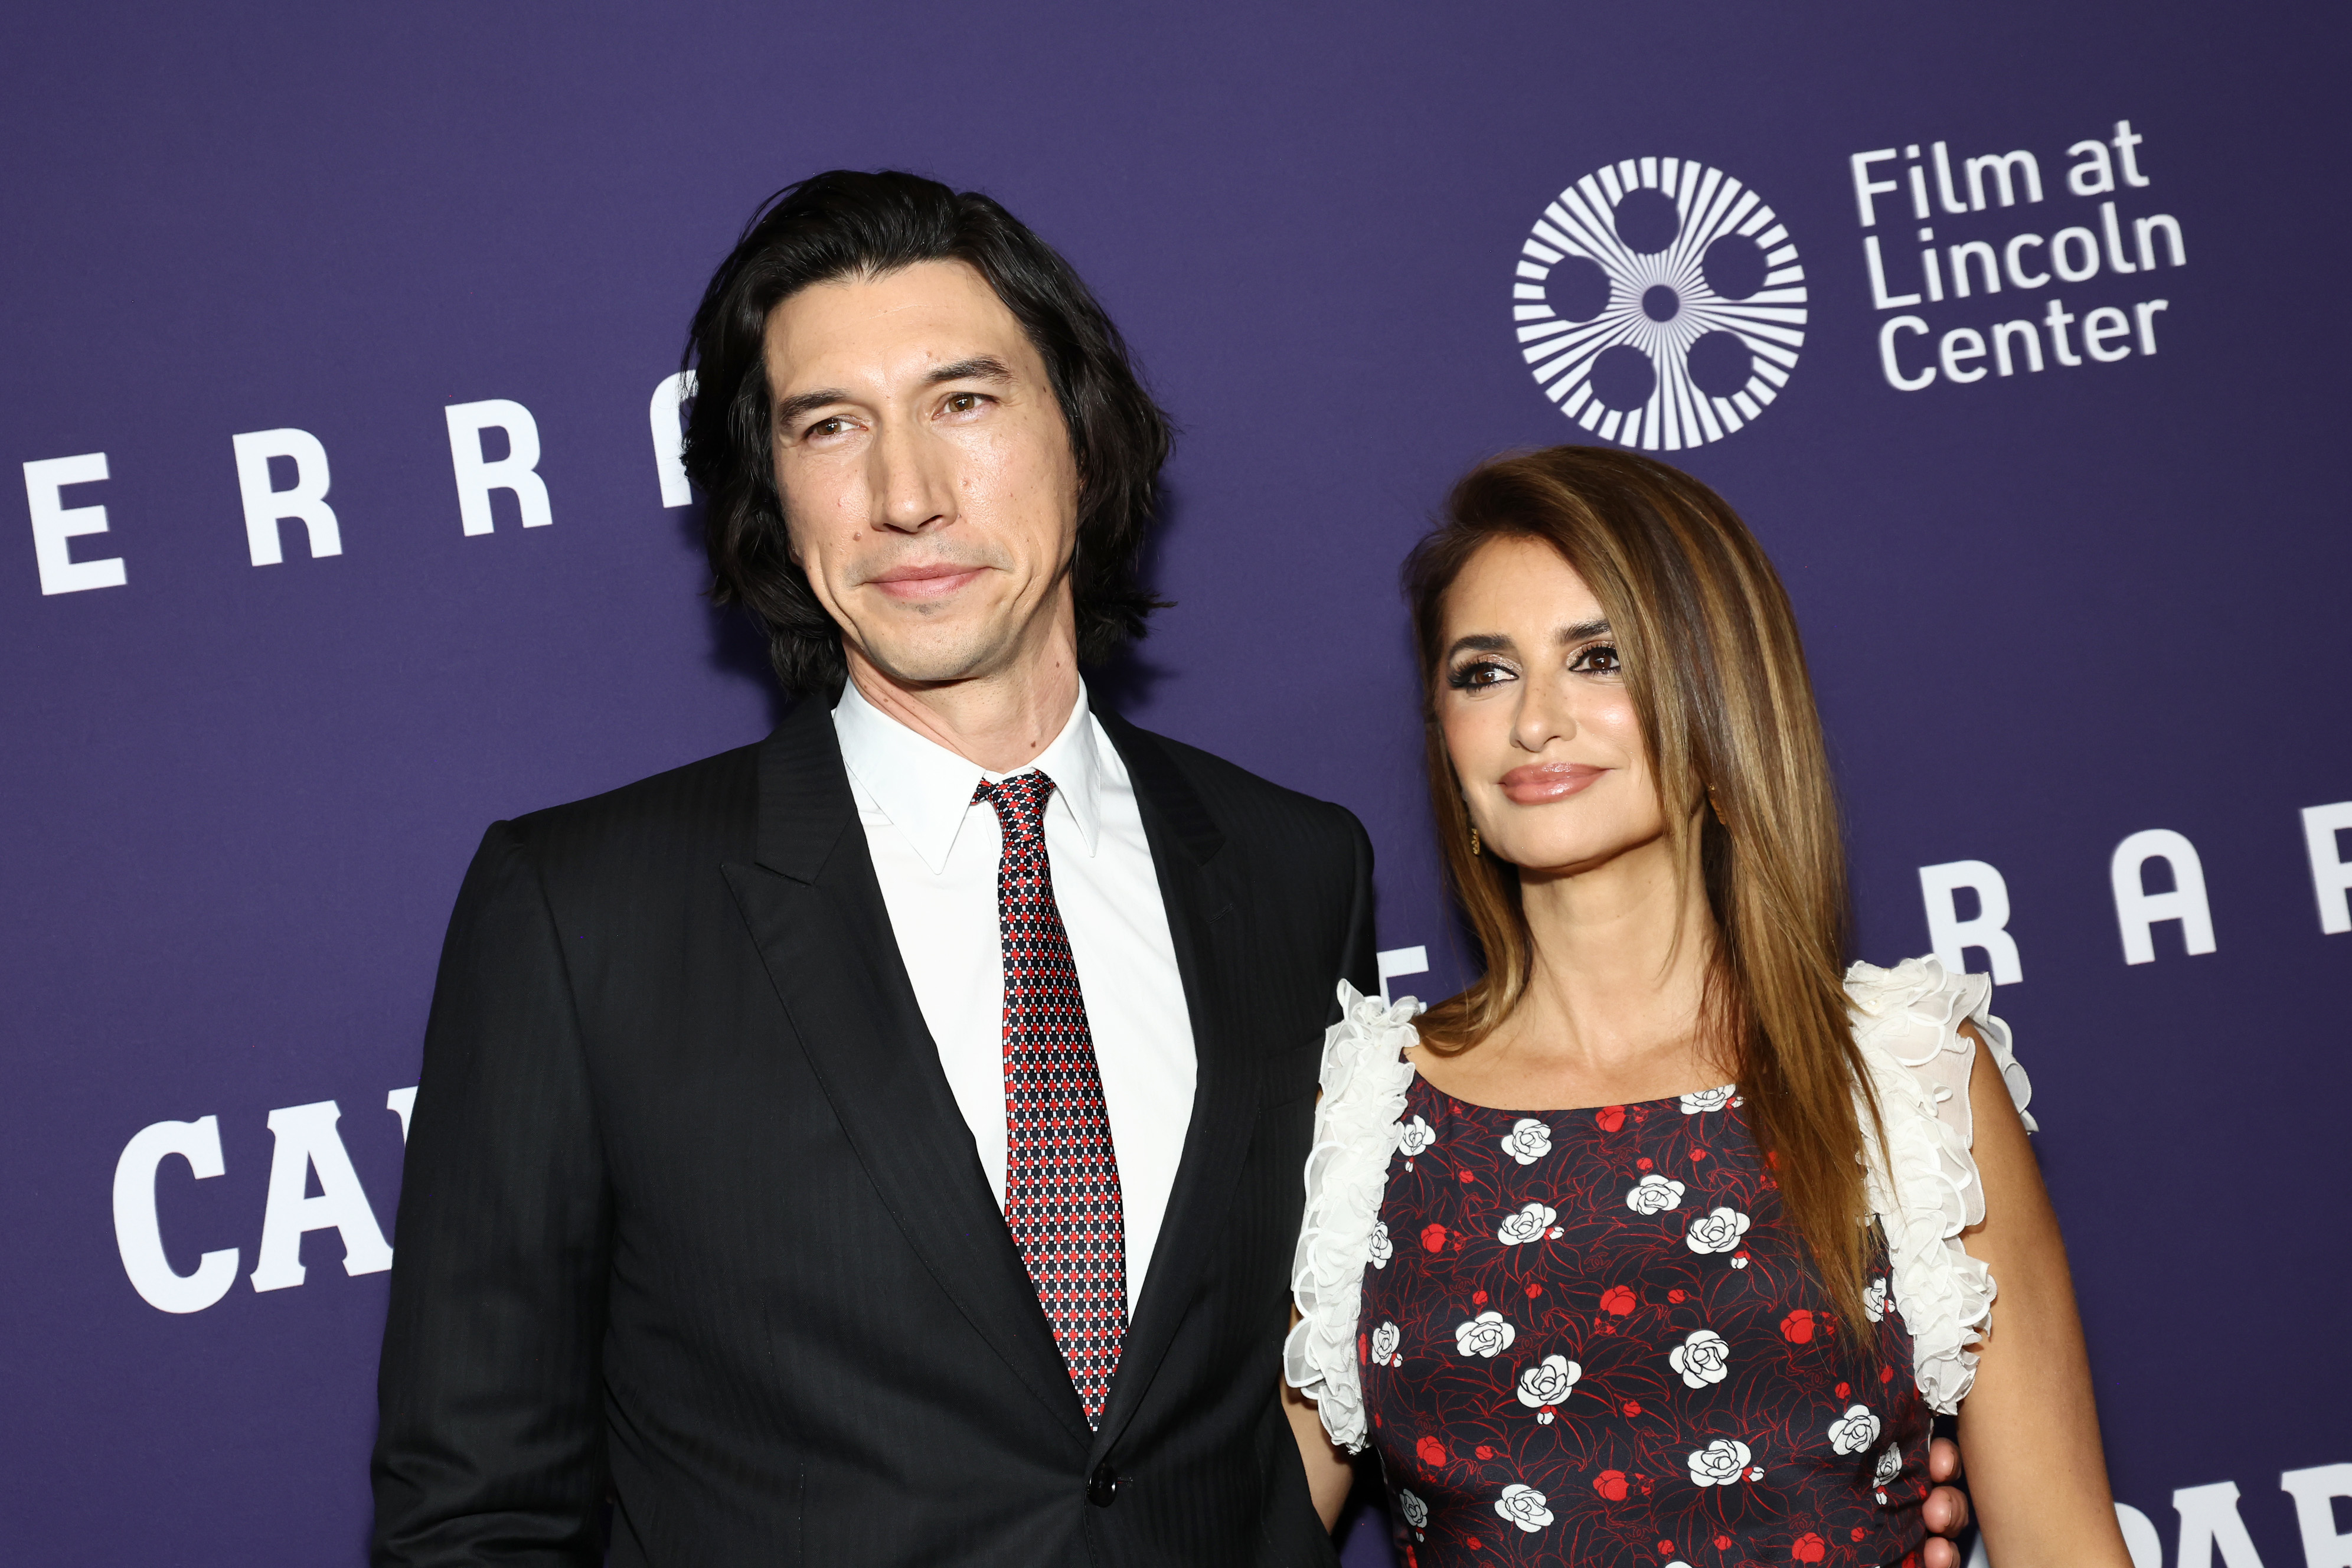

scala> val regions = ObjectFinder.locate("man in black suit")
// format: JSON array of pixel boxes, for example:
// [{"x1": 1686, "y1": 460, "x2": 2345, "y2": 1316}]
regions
[{"x1": 370, "y1": 171, "x2": 1374, "y2": 1566}]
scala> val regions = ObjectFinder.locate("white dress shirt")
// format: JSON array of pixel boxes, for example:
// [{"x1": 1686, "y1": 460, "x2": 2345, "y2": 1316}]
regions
[{"x1": 833, "y1": 680, "x2": 1197, "y2": 1312}]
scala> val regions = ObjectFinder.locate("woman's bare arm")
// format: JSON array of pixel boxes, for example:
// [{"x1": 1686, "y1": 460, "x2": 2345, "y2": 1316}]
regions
[
  {"x1": 1952, "y1": 1023, "x2": 2134, "y2": 1568},
  {"x1": 1282, "y1": 1308, "x2": 1355, "y2": 1531}
]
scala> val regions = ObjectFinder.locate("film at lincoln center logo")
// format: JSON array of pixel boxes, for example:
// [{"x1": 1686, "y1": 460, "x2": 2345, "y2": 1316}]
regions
[{"x1": 1514, "y1": 158, "x2": 1807, "y2": 450}]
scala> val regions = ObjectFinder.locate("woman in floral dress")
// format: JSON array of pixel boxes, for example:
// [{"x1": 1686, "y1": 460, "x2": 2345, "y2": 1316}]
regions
[{"x1": 1283, "y1": 448, "x2": 2133, "y2": 1568}]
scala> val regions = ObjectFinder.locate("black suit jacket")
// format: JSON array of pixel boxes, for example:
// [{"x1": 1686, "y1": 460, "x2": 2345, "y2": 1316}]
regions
[{"x1": 371, "y1": 698, "x2": 1378, "y2": 1566}]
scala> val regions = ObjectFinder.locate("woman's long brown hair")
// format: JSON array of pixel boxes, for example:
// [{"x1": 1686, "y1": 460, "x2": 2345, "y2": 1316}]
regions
[{"x1": 1404, "y1": 446, "x2": 1883, "y2": 1321}]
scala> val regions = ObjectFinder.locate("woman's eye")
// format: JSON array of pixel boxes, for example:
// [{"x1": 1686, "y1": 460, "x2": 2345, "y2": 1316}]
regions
[
  {"x1": 1447, "y1": 659, "x2": 1514, "y2": 690},
  {"x1": 1569, "y1": 642, "x2": 1622, "y2": 676}
]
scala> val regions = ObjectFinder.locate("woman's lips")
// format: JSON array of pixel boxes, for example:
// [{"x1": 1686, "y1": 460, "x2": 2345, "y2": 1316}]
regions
[
  {"x1": 1497, "y1": 763, "x2": 1605, "y2": 805},
  {"x1": 870, "y1": 563, "x2": 985, "y2": 600}
]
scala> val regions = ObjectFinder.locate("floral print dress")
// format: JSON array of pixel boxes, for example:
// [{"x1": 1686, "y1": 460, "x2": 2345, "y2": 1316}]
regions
[{"x1": 1357, "y1": 1077, "x2": 1929, "y2": 1568}]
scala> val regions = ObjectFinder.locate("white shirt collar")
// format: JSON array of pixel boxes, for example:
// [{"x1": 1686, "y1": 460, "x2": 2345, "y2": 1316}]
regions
[{"x1": 832, "y1": 677, "x2": 1105, "y2": 875}]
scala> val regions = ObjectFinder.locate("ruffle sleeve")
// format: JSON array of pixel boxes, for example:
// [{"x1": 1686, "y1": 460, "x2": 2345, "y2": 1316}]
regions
[
  {"x1": 1283, "y1": 982, "x2": 1420, "y2": 1452},
  {"x1": 1844, "y1": 955, "x2": 2035, "y2": 1414}
]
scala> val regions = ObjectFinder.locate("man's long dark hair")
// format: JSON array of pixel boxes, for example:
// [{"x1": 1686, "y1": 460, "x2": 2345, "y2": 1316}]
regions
[{"x1": 680, "y1": 169, "x2": 1173, "y2": 697}]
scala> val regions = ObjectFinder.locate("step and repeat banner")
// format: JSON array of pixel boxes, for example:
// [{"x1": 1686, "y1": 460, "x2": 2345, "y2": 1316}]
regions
[{"x1": 4, "y1": 4, "x2": 2344, "y2": 1564}]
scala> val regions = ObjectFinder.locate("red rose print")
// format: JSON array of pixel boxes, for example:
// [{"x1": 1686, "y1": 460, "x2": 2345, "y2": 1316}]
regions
[
  {"x1": 1882, "y1": 1364, "x2": 1896, "y2": 1383},
  {"x1": 1835, "y1": 1381, "x2": 1850, "y2": 1399},
  {"x1": 1621, "y1": 1400, "x2": 1641, "y2": 1416},
  {"x1": 1690, "y1": 1148, "x2": 1708, "y2": 1161},
  {"x1": 1416, "y1": 1435, "x2": 1448, "y2": 1468},
  {"x1": 1421, "y1": 1223, "x2": 1449, "y2": 1253},
  {"x1": 1471, "y1": 1290, "x2": 1487, "y2": 1306},
  {"x1": 1792, "y1": 1532, "x2": 1828, "y2": 1563},
  {"x1": 1635, "y1": 1157, "x2": 1653, "y2": 1170},
  {"x1": 1667, "y1": 1289, "x2": 1687, "y2": 1304},
  {"x1": 1766, "y1": 1148, "x2": 1781, "y2": 1168},
  {"x1": 1595, "y1": 1105, "x2": 1626, "y2": 1131},
  {"x1": 1657, "y1": 1542, "x2": 1675, "y2": 1555},
  {"x1": 1594, "y1": 1470, "x2": 1629, "y2": 1501},
  {"x1": 1475, "y1": 1444, "x2": 1495, "y2": 1459},
  {"x1": 1853, "y1": 1527, "x2": 1868, "y2": 1542},
  {"x1": 1466, "y1": 1538, "x2": 1482, "y2": 1551},
  {"x1": 1599, "y1": 1285, "x2": 1636, "y2": 1315},
  {"x1": 1458, "y1": 1169, "x2": 1476, "y2": 1184},
  {"x1": 1358, "y1": 1332, "x2": 1370, "y2": 1364},
  {"x1": 1715, "y1": 1535, "x2": 1734, "y2": 1550},
  {"x1": 1525, "y1": 1282, "x2": 1543, "y2": 1297},
  {"x1": 1782, "y1": 1309, "x2": 1817, "y2": 1343}
]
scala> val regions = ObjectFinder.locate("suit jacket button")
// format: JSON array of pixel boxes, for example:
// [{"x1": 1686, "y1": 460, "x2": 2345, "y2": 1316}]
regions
[{"x1": 1087, "y1": 1461, "x2": 1119, "y2": 1507}]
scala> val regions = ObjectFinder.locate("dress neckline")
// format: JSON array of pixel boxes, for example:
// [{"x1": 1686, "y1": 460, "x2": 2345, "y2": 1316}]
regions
[{"x1": 1408, "y1": 1070, "x2": 1740, "y2": 1121}]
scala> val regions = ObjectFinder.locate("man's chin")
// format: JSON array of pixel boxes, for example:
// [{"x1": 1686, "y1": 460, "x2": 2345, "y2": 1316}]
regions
[{"x1": 851, "y1": 635, "x2": 1015, "y2": 691}]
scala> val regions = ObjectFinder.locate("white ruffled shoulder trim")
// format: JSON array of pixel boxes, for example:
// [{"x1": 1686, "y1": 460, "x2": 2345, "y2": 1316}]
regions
[
  {"x1": 1282, "y1": 982, "x2": 1420, "y2": 1453},
  {"x1": 1845, "y1": 954, "x2": 2034, "y2": 1415}
]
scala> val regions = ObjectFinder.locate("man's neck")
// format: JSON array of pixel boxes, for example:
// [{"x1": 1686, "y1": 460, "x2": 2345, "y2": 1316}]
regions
[{"x1": 843, "y1": 644, "x2": 1083, "y2": 775}]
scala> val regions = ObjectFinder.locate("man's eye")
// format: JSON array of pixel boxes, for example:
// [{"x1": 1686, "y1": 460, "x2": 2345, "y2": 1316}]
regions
[
  {"x1": 943, "y1": 392, "x2": 986, "y2": 414},
  {"x1": 1570, "y1": 643, "x2": 1622, "y2": 676},
  {"x1": 805, "y1": 416, "x2": 852, "y2": 440},
  {"x1": 1447, "y1": 659, "x2": 1513, "y2": 690}
]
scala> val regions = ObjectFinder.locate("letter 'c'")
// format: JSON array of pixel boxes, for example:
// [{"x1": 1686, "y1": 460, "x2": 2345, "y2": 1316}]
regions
[
  {"x1": 113, "y1": 1116, "x2": 239, "y2": 1314},
  {"x1": 1879, "y1": 316, "x2": 1935, "y2": 391}
]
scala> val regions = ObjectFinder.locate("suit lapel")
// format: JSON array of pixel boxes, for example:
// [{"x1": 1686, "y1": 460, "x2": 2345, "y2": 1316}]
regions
[
  {"x1": 1089, "y1": 714, "x2": 1261, "y2": 1457},
  {"x1": 721, "y1": 700, "x2": 1092, "y2": 1446}
]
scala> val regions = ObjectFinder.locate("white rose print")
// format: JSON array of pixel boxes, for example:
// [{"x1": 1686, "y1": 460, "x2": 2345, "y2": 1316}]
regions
[
  {"x1": 1494, "y1": 1482, "x2": 1554, "y2": 1533},
  {"x1": 1678, "y1": 1084, "x2": 1740, "y2": 1114},
  {"x1": 1625, "y1": 1173, "x2": 1687, "y2": 1214},
  {"x1": 1495, "y1": 1201, "x2": 1562, "y2": 1246},
  {"x1": 1500, "y1": 1117, "x2": 1553, "y2": 1165},
  {"x1": 1398, "y1": 1115, "x2": 1436, "y2": 1168},
  {"x1": 1684, "y1": 1206, "x2": 1752, "y2": 1255},
  {"x1": 1515, "y1": 1353, "x2": 1581, "y2": 1422},
  {"x1": 1827, "y1": 1403, "x2": 1881, "y2": 1455},
  {"x1": 1397, "y1": 1488, "x2": 1429, "y2": 1533},
  {"x1": 1875, "y1": 1443, "x2": 1902, "y2": 1484},
  {"x1": 1454, "y1": 1311, "x2": 1517, "y2": 1359},
  {"x1": 1667, "y1": 1328, "x2": 1730, "y2": 1388},
  {"x1": 1863, "y1": 1276, "x2": 1888, "y2": 1322},
  {"x1": 1371, "y1": 1321, "x2": 1402, "y2": 1368},
  {"x1": 1368, "y1": 1219, "x2": 1394, "y2": 1270},
  {"x1": 1687, "y1": 1437, "x2": 1753, "y2": 1487}
]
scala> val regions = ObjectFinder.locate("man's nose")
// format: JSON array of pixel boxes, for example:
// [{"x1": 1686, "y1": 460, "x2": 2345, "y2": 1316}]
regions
[{"x1": 869, "y1": 413, "x2": 952, "y2": 534}]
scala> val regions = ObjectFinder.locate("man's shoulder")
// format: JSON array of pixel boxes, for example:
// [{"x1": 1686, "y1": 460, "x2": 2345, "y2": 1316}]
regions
[
  {"x1": 1102, "y1": 714, "x2": 1366, "y2": 861},
  {"x1": 502, "y1": 740, "x2": 765, "y2": 872}
]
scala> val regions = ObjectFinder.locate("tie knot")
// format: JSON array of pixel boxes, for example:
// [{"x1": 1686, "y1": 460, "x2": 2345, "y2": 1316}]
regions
[{"x1": 975, "y1": 770, "x2": 1057, "y2": 841}]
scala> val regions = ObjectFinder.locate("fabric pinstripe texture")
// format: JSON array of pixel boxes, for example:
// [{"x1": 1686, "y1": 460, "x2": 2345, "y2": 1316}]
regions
[{"x1": 371, "y1": 698, "x2": 1378, "y2": 1567}]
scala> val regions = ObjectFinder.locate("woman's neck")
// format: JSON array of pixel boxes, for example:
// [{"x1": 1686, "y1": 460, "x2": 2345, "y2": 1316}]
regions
[{"x1": 1421, "y1": 829, "x2": 1727, "y2": 1110}]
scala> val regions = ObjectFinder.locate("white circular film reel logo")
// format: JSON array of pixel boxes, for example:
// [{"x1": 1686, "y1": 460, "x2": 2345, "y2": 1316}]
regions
[{"x1": 1513, "y1": 158, "x2": 1807, "y2": 450}]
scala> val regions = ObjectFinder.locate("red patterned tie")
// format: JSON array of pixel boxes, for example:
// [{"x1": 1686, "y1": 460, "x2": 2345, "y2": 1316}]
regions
[{"x1": 975, "y1": 772, "x2": 1128, "y2": 1426}]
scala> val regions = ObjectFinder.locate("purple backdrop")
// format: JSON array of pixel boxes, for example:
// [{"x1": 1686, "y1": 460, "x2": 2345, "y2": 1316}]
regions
[{"x1": 4, "y1": 4, "x2": 2344, "y2": 1563}]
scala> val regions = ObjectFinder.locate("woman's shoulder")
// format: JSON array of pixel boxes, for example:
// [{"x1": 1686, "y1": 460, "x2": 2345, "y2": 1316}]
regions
[
  {"x1": 1285, "y1": 982, "x2": 1423, "y2": 1452},
  {"x1": 1842, "y1": 955, "x2": 2034, "y2": 1414},
  {"x1": 1843, "y1": 954, "x2": 2033, "y2": 1133}
]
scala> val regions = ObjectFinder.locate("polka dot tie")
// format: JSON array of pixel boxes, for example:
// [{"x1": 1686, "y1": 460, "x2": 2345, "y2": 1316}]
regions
[{"x1": 974, "y1": 771, "x2": 1127, "y2": 1426}]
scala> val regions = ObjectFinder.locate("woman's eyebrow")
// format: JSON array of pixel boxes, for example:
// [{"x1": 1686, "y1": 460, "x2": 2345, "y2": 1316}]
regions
[
  {"x1": 1445, "y1": 632, "x2": 1512, "y2": 659},
  {"x1": 1555, "y1": 618, "x2": 1611, "y2": 643}
]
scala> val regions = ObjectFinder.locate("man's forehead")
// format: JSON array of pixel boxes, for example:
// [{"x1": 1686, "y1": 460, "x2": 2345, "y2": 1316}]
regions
[{"x1": 763, "y1": 260, "x2": 1031, "y2": 383}]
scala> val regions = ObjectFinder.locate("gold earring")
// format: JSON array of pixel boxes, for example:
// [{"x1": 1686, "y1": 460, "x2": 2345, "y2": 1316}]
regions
[
  {"x1": 1469, "y1": 825, "x2": 1481, "y2": 856},
  {"x1": 1707, "y1": 787, "x2": 1727, "y2": 827}
]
